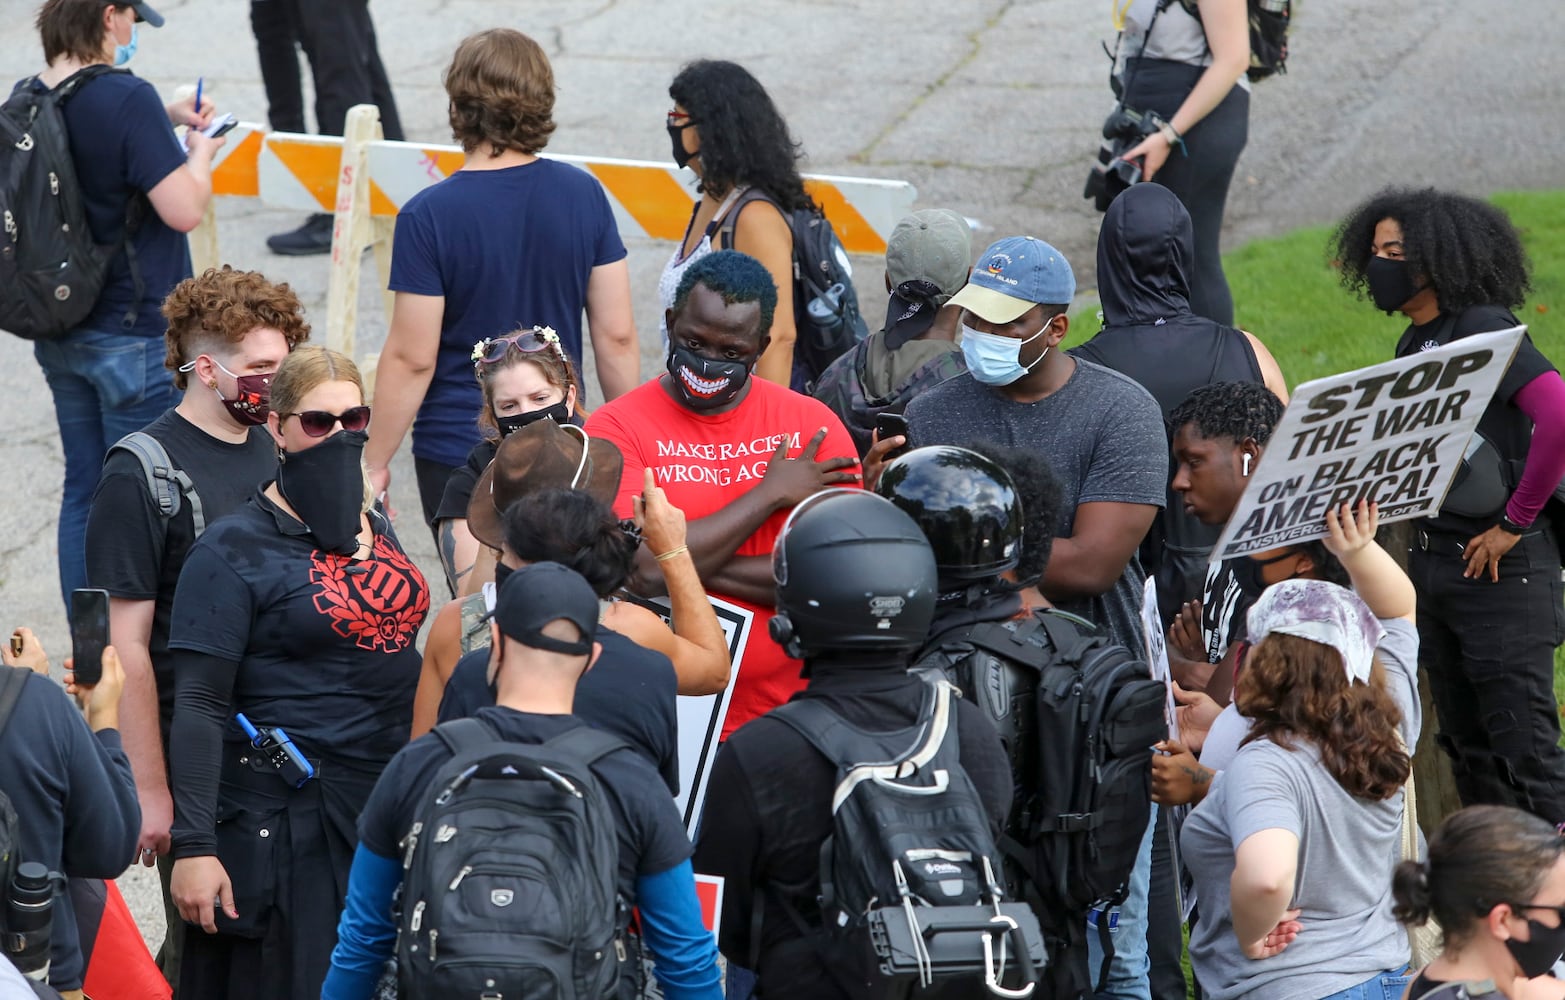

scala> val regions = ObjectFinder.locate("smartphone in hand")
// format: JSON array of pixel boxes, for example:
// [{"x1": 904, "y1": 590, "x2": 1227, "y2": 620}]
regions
[
  {"x1": 874, "y1": 412, "x2": 912, "y2": 461},
  {"x1": 69, "y1": 588, "x2": 110, "y2": 686}
]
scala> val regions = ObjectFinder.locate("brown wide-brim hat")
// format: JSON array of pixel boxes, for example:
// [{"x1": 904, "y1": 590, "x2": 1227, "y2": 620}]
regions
[{"x1": 467, "y1": 420, "x2": 625, "y2": 551}]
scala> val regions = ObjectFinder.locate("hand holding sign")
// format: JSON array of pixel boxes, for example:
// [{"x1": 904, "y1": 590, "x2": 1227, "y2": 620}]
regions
[{"x1": 1322, "y1": 500, "x2": 1379, "y2": 560}]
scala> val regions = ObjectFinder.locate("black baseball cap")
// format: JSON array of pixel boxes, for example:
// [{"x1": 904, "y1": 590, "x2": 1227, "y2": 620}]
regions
[
  {"x1": 486, "y1": 562, "x2": 597, "y2": 656},
  {"x1": 129, "y1": 2, "x2": 165, "y2": 27}
]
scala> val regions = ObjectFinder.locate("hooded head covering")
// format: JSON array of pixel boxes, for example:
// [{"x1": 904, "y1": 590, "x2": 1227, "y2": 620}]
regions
[{"x1": 1096, "y1": 184, "x2": 1195, "y2": 327}]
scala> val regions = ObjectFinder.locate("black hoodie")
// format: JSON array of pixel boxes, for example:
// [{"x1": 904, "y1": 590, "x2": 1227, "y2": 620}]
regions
[{"x1": 1071, "y1": 184, "x2": 1262, "y2": 625}]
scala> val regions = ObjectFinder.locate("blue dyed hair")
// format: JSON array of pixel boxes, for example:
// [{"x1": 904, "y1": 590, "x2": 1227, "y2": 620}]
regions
[{"x1": 671, "y1": 250, "x2": 778, "y2": 339}]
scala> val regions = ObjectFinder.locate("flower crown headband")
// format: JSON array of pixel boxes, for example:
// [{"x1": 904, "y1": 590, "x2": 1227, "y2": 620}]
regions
[{"x1": 470, "y1": 325, "x2": 570, "y2": 377}]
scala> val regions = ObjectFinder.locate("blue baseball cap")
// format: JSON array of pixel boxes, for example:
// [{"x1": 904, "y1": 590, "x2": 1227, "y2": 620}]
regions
[{"x1": 948, "y1": 236, "x2": 1076, "y2": 323}]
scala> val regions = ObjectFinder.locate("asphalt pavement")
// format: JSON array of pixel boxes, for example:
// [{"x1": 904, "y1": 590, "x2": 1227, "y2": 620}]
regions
[{"x1": 0, "y1": 0, "x2": 1560, "y2": 957}]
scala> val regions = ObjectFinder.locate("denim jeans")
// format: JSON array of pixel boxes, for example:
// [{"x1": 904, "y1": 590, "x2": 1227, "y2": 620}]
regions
[
  {"x1": 35, "y1": 325, "x2": 176, "y2": 606},
  {"x1": 1086, "y1": 803, "x2": 1156, "y2": 1000},
  {"x1": 1315, "y1": 965, "x2": 1414, "y2": 1000}
]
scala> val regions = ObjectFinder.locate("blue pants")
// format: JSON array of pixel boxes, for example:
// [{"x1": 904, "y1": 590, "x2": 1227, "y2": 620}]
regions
[
  {"x1": 1315, "y1": 966, "x2": 1414, "y2": 1000},
  {"x1": 1087, "y1": 803, "x2": 1156, "y2": 1000},
  {"x1": 35, "y1": 326, "x2": 175, "y2": 607}
]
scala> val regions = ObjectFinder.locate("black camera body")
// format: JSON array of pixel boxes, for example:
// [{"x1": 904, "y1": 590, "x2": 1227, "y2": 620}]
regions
[{"x1": 1084, "y1": 105, "x2": 1162, "y2": 212}]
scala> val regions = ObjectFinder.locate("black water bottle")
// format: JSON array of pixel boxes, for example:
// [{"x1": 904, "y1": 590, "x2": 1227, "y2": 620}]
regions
[{"x1": 6, "y1": 862, "x2": 53, "y2": 981}]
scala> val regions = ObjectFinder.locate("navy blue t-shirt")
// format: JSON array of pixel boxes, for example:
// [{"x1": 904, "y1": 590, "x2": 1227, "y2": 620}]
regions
[
  {"x1": 49, "y1": 70, "x2": 191, "y2": 337},
  {"x1": 388, "y1": 159, "x2": 627, "y2": 467},
  {"x1": 439, "y1": 625, "x2": 680, "y2": 795},
  {"x1": 167, "y1": 491, "x2": 430, "y2": 762}
]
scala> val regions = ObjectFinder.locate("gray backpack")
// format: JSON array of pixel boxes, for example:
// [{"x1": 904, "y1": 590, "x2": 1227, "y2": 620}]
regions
[{"x1": 107, "y1": 432, "x2": 206, "y2": 536}]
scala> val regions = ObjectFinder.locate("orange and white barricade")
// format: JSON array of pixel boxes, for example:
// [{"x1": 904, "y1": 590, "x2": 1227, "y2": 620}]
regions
[{"x1": 193, "y1": 105, "x2": 918, "y2": 372}]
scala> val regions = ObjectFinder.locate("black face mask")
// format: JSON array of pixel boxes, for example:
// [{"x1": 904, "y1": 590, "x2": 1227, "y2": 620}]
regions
[
  {"x1": 1505, "y1": 915, "x2": 1565, "y2": 978},
  {"x1": 668, "y1": 124, "x2": 698, "y2": 170},
  {"x1": 492, "y1": 561, "x2": 515, "y2": 593},
  {"x1": 1366, "y1": 256, "x2": 1422, "y2": 314},
  {"x1": 496, "y1": 401, "x2": 570, "y2": 437},
  {"x1": 666, "y1": 343, "x2": 750, "y2": 412},
  {"x1": 276, "y1": 429, "x2": 368, "y2": 556}
]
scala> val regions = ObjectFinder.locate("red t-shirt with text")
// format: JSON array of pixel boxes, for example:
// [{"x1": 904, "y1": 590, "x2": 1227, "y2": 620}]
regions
[{"x1": 586, "y1": 377, "x2": 860, "y2": 737}]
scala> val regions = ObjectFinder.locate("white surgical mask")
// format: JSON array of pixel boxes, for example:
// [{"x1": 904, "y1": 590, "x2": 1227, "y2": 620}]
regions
[
  {"x1": 113, "y1": 23, "x2": 138, "y2": 66},
  {"x1": 960, "y1": 320, "x2": 1051, "y2": 386}
]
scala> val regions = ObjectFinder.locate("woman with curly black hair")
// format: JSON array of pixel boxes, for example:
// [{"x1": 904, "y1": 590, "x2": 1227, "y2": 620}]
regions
[
  {"x1": 1332, "y1": 187, "x2": 1565, "y2": 826},
  {"x1": 661, "y1": 59, "x2": 813, "y2": 387}
]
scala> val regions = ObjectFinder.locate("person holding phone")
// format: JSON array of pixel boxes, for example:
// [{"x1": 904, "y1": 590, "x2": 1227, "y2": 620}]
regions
[
  {"x1": 813, "y1": 208, "x2": 974, "y2": 459},
  {"x1": 83, "y1": 266, "x2": 307, "y2": 990},
  {"x1": 165, "y1": 346, "x2": 429, "y2": 999},
  {"x1": 28, "y1": 0, "x2": 228, "y2": 607},
  {"x1": 0, "y1": 638, "x2": 138, "y2": 996}
]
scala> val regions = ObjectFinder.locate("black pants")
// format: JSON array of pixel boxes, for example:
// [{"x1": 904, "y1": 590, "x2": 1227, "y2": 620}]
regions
[
  {"x1": 1123, "y1": 59, "x2": 1249, "y2": 327},
  {"x1": 248, "y1": 0, "x2": 405, "y2": 140},
  {"x1": 1146, "y1": 813, "x2": 1185, "y2": 1000},
  {"x1": 1410, "y1": 527, "x2": 1565, "y2": 822},
  {"x1": 414, "y1": 456, "x2": 460, "y2": 529}
]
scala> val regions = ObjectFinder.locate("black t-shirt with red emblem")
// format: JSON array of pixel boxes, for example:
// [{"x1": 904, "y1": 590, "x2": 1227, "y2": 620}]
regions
[{"x1": 168, "y1": 489, "x2": 430, "y2": 763}]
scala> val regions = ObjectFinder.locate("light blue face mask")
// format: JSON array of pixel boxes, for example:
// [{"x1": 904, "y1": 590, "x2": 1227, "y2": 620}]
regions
[
  {"x1": 113, "y1": 23, "x2": 138, "y2": 67},
  {"x1": 960, "y1": 320, "x2": 1053, "y2": 386}
]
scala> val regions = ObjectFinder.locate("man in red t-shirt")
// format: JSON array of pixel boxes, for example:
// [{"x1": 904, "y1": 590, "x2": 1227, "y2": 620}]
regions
[{"x1": 587, "y1": 251, "x2": 860, "y2": 736}]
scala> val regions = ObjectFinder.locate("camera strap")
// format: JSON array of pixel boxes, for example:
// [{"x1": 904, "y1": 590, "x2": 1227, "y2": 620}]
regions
[
  {"x1": 1111, "y1": 0, "x2": 1170, "y2": 106},
  {"x1": 0, "y1": 668, "x2": 28, "y2": 741}
]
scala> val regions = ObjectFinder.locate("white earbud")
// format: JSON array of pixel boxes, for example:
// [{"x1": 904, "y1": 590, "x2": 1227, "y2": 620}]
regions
[{"x1": 1242, "y1": 454, "x2": 1252, "y2": 477}]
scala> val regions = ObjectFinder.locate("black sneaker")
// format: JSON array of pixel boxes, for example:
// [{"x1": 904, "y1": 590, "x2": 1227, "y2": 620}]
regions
[{"x1": 266, "y1": 213, "x2": 334, "y2": 256}]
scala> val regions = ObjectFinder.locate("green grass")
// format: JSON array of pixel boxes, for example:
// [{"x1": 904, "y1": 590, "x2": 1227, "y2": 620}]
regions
[
  {"x1": 1070, "y1": 188, "x2": 1565, "y2": 741},
  {"x1": 1067, "y1": 189, "x2": 1565, "y2": 385}
]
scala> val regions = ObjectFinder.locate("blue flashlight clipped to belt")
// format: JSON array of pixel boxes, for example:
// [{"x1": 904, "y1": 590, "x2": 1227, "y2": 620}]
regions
[{"x1": 236, "y1": 713, "x2": 316, "y2": 788}]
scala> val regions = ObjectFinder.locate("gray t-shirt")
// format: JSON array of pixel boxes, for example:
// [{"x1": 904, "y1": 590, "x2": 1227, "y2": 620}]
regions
[
  {"x1": 1181, "y1": 618, "x2": 1421, "y2": 1000},
  {"x1": 904, "y1": 362, "x2": 1167, "y2": 651}
]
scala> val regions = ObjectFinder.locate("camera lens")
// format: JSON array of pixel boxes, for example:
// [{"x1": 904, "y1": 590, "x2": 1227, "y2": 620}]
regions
[{"x1": 6, "y1": 862, "x2": 53, "y2": 981}]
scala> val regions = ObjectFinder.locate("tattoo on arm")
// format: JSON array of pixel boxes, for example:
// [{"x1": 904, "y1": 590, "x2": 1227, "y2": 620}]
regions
[
  {"x1": 438, "y1": 522, "x2": 473, "y2": 595},
  {"x1": 1181, "y1": 763, "x2": 1212, "y2": 786}
]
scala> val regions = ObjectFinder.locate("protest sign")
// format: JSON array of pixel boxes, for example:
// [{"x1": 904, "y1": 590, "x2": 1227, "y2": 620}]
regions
[
  {"x1": 1212, "y1": 326, "x2": 1525, "y2": 560},
  {"x1": 1142, "y1": 577, "x2": 1178, "y2": 744},
  {"x1": 621, "y1": 593, "x2": 751, "y2": 836}
]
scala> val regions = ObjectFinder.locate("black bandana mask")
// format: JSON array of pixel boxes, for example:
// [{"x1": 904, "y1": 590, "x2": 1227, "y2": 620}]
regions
[
  {"x1": 666, "y1": 344, "x2": 750, "y2": 412},
  {"x1": 276, "y1": 429, "x2": 368, "y2": 556},
  {"x1": 496, "y1": 401, "x2": 570, "y2": 437}
]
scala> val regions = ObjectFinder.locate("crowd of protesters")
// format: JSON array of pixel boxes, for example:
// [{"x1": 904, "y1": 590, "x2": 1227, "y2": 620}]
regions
[{"x1": 6, "y1": 4, "x2": 1565, "y2": 1000}]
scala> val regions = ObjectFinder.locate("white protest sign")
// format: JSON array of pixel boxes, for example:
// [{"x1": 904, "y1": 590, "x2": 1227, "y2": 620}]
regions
[
  {"x1": 1212, "y1": 326, "x2": 1525, "y2": 560},
  {"x1": 1141, "y1": 577, "x2": 1178, "y2": 745},
  {"x1": 620, "y1": 593, "x2": 751, "y2": 837}
]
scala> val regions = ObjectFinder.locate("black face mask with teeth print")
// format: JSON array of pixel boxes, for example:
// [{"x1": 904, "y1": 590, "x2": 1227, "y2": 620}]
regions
[{"x1": 665, "y1": 344, "x2": 751, "y2": 412}]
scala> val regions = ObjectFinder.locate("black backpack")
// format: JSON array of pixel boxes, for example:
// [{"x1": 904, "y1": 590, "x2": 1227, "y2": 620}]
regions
[
  {"x1": 914, "y1": 611, "x2": 1166, "y2": 997},
  {"x1": 718, "y1": 188, "x2": 869, "y2": 393},
  {"x1": 767, "y1": 676, "x2": 1045, "y2": 998},
  {"x1": 0, "y1": 66, "x2": 142, "y2": 341},
  {"x1": 1170, "y1": 0, "x2": 1291, "y2": 81},
  {"x1": 395, "y1": 719, "x2": 635, "y2": 1000}
]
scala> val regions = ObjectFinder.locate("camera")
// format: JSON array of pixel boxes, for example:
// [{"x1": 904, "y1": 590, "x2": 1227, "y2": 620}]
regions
[
  {"x1": 5, "y1": 862, "x2": 55, "y2": 982},
  {"x1": 1083, "y1": 105, "x2": 1162, "y2": 212}
]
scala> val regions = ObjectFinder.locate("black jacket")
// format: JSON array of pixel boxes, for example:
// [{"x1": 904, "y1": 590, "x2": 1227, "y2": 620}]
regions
[
  {"x1": 1071, "y1": 184, "x2": 1262, "y2": 626},
  {"x1": 693, "y1": 658, "x2": 1012, "y2": 999}
]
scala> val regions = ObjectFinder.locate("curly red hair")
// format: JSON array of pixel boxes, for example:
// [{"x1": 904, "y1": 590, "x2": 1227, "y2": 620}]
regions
[
  {"x1": 162, "y1": 267, "x2": 310, "y2": 390},
  {"x1": 1236, "y1": 633, "x2": 1410, "y2": 801}
]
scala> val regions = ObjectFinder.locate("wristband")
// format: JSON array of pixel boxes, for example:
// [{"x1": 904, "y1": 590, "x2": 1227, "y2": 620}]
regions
[
  {"x1": 653, "y1": 545, "x2": 689, "y2": 562},
  {"x1": 1157, "y1": 118, "x2": 1185, "y2": 153},
  {"x1": 1499, "y1": 514, "x2": 1528, "y2": 536}
]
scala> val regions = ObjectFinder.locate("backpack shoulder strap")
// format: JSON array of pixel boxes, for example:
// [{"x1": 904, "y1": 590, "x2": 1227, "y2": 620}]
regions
[
  {"x1": 53, "y1": 65, "x2": 126, "y2": 104},
  {"x1": 1032, "y1": 609, "x2": 1103, "y2": 662},
  {"x1": 0, "y1": 668, "x2": 30, "y2": 740},
  {"x1": 432, "y1": 716, "x2": 498, "y2": 758},
  {"x1": 543, "y1": 724, "x2": 635, "y2": 769},
  {"x1": 715, "y1": 187, "x2": 786, "y2": 251},
  {"x1": 764, "y1": 698, "x2": 850, "y2": 765},
  {"x1": 109, "y1": 431, "x2": 205, "y2": 535}
]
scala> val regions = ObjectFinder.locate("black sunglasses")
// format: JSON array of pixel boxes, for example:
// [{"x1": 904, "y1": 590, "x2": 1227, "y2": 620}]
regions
[
  {"x1": 1504, "y1": 901, "x2": 1565, "y2": 920},
  {"x1": 283, "y1": 405, "x2": 372, "y2": 438}
]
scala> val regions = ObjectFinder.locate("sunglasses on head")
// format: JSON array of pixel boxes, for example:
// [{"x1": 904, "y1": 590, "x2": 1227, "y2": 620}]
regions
[
  {"x1": 283, "y1": 405, "x2": 372, "y2": 438},
  {"x1": 476, "y1": 330, "x2": 567, "y2": 368}
]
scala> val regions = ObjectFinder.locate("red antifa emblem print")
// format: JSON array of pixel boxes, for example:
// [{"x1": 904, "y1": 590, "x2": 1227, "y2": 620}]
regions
[{"x1": 309, "y1": 536, "x2": 429, "y2": 652}]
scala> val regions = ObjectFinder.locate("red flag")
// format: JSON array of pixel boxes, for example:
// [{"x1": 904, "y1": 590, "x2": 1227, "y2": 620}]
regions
[{"x1": 72, "y1": 878, "x2": 170, "y2": 1000}]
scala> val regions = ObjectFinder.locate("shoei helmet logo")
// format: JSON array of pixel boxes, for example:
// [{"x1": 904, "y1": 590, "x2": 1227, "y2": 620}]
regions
[
  {"x1": 870, "y1": 595, "x2": 906, "y2": 630},
  {"x1": 923, "y1": 861, "x2": 963, "y2": 876},
  {"x1": 491, "y1": 889, "x2": 514, "y2": 907}
]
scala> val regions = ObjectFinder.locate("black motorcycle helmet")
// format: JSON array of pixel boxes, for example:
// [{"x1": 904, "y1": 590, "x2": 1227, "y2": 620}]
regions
[
  {"x1": 770, "y1": 489, "x2": 938, "y2": 660},
  {"x1": 875, "y1": 446, "x2": 1022, "y2": 583}
]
